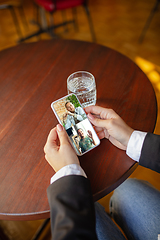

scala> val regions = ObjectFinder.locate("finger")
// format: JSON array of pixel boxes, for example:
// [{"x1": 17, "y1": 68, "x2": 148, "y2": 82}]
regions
[
  {"x1": 56, "y1": 124, "x2": 70, "y2": 146},
  {"x1": 86, "y1": 106, "x2": 118, "y2": 120},
  {"x1": 94, "y1": 126, "x2": 103, "y2": 132},
  {"x1": 44, "y1": 127, "x2": 58, "y2": 153},
  {"x1": 97, "y1": 128, "x2": 109, "y2": 139},
  {"x1": 97, "y1": 131, "x2": 105, "y2": 139},
  {"x1": 88, "y1": 113, "x2": 108, "y2": 128},
  {"x1": 85, "y1": 105, "x2": 105, "y2": 115},
  {"x1": 47, "y1": 128, "x2": 58, "y2": 143}
]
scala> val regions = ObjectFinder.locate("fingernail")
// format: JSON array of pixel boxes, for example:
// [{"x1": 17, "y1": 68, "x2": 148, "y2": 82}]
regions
[
  {"x1": 57, "y1": 124, "x2": 63, "y2": 132},
  {"x1": 88, "y1": 113, "x2": 94, "y2": 120}
]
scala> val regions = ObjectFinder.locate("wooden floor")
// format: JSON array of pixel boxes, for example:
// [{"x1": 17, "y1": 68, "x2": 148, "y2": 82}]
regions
[{"x1": 0, "y1": 0, "x2": 160, "y2": 239}]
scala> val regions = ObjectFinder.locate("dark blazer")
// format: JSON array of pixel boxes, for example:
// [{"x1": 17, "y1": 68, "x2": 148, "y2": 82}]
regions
[
  {"x1": 47, "y1": 175, "x2": 98, "y2": 240},
  {"x1": 139, "y1": 133, "x2": 160, "y2": 173},
  {"x1": 47, "y1": 132, "x2": 160, "y2": 240}
]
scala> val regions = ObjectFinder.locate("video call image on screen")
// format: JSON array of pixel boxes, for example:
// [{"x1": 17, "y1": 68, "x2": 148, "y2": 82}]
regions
[{"x1": 51, "y1": 94, "x2": 100, "y2": 155}]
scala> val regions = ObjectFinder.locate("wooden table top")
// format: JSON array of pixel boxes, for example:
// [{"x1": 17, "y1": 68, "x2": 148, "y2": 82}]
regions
[{"x1": 0, "y1": 39, "x2": 157, "y2": 221}]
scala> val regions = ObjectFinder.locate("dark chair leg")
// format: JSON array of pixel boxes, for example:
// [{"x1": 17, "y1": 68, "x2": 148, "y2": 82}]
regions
[
  {"x1": 83, "y1": 2, "x2": 96, "y2": 42},
  {"x1": 0, "y1": 225, "x2": 9, "y2": 240},
  {"x1": 72, "y1": 7, "x2": 78, "y2": 31},
  {"x1": 48, "y1": 12, "x2": 58, "y2": 38},
  {"x1": 36, "y1": 4, "x2": 41, "y2": 40},
  {"x1": 9, "y1": 5, "x2": 23, "y2": 38},
  {"x1": 61, "y1": 10, "x2": 69, "y2": 32},
  {"x1": 18, "y1": 5, "x2": 29, "y2": 30},
  {"x1": 139, "y1": 0, "x2": 160, "y2": 43},
  {"x1": 31, "y1": 218, "x2": 50, "y2": 240}
]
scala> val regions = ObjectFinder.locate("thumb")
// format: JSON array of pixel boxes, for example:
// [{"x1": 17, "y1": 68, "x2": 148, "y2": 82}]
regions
[
  {"x1": 56, "y1": 124, "x2": 69, "y2": 145},
  {"x1": 88, "y1": 113, "x2": 108, "y2": 128}
]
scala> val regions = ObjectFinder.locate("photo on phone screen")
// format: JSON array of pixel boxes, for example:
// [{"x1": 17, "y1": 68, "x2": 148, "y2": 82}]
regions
[{"x1": 51, "y1": 94, "x2": 100, "y2": 155}]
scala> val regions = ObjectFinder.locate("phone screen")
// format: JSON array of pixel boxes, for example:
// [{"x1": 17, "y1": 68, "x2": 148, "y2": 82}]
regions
[{"x1": 51, "y1": 94, "x2": 100, "y2": 155}]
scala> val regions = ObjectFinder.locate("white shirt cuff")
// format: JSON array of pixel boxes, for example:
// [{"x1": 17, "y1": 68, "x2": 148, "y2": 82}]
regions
[
  {"x1": 126, "y1": 131, "x2": 147, "y2": 162},
  {"x1": 50, "y1": 164, "x2": 87, "y2": 184}
]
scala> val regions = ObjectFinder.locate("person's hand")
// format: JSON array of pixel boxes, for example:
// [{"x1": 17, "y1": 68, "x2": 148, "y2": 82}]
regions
[
  {"x1": 87, "y1": 130, "x2": 93, "y2": 139},
  {"x1": 85, "y1": 106, "x2": 134, "y2": 150},
  {"x1": 87, "y1": 130, "x2": 96, "y2": 145},
  {"x1": 63, "y1": 112, "x2": 68, "y2": 120},
  {"x1": 67, "y1": 111, "x2": 74, "y2": 116},
  {"x1": 44, "y1": 124, "x2": 79, "y2": 172}
]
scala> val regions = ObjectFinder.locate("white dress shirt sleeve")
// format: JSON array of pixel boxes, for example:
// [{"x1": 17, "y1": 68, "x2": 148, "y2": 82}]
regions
[
  {"x1": 126, "y1": 130, "x2": 147, "y2": 162},
  {"x1": 50, "y1": 164, "x2": 87, "y2": 184}
]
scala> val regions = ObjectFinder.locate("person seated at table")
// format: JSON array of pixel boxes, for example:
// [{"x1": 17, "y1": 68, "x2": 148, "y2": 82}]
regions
[
  {"x1": 44, "y1": 105, "x2": 160, "y2": 240},
  {"x1": 62, "y1": 101, "x2": 86, "y2": 129},
  {"x1": 77, "y1": 128, "x2": 95, "y2": 153}
]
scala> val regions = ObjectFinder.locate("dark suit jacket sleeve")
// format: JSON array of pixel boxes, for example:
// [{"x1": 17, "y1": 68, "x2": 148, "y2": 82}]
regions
[
  {"x1": 47, "y1": 175, "x2": 98, "y2": 240},
  {"x1": 139, "y1": 132, "x2": 160, "y2": 173}
]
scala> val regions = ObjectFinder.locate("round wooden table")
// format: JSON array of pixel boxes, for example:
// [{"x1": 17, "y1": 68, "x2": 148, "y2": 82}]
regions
[{"x1": 0, "y1": 39, "x2": 157, "y2": 220}]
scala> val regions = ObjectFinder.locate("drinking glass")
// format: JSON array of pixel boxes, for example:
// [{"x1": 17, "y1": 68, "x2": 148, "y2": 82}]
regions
[{"x1": 67, "y1": 71, "x2": 96, "y2": 108}]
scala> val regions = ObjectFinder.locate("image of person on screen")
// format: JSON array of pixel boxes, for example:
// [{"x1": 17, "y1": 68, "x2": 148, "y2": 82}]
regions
[
  {"x1": 77, "y1": 128, "x2": 96, "y2": 153},
  {"x1": 63, "y1": 101, "x2": 86, "y2": 129}
]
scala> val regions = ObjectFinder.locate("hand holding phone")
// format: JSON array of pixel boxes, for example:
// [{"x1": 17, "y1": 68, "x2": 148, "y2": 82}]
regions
[
  {"x1": 44, "y1": 124, "x2": 80, "y2": 172},
  {"x1": 51, "y1": 94, "x2": 100, "y2": 156}
]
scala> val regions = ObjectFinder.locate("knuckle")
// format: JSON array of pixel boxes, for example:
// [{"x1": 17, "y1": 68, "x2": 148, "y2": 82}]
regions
[{"x1": 44, "y1": 144, "x2": 48, "y2": 154}]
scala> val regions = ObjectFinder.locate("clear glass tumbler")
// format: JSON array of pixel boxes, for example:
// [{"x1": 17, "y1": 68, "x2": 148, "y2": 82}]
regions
[{"x1": 67, "y1": 71, "x2": 96, "y2": 108}]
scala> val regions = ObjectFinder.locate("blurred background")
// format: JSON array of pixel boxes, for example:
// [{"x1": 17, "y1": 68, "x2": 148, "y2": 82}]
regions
[{"x1": 0, "y1": 0, "x2": 160, "y2": 239}]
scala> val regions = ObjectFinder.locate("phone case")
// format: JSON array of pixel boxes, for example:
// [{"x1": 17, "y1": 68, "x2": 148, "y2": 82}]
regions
[{"x1": 51, "y1": 94, "x2": 100, "y2": 156}]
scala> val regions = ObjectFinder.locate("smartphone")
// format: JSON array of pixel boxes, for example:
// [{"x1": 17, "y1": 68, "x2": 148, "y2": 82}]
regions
[{"x1": 51, "y1": 94, "x2": 100, "y2": 156}]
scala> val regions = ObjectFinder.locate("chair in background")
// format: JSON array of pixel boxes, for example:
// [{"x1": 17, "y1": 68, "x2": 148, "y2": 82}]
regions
[
  {"x1": 139, "y1": 0, "x2": 160, "y2": 43},
  {"x1": 19, "y1": 0, "x2": 96, "y2": 42},
  {"x1": 0, "y1": 0, "x2": 28, "y2": 40}
]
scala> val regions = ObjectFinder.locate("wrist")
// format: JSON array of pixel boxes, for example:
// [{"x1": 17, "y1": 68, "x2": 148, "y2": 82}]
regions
[{"x1": 125, "y1": 127, "x2": 134, "y2": 146}]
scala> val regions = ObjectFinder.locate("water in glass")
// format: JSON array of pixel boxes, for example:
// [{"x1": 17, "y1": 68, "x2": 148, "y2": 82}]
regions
[{"x1": 67, "y1": 76, "x2": 96, "y2": 108}]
